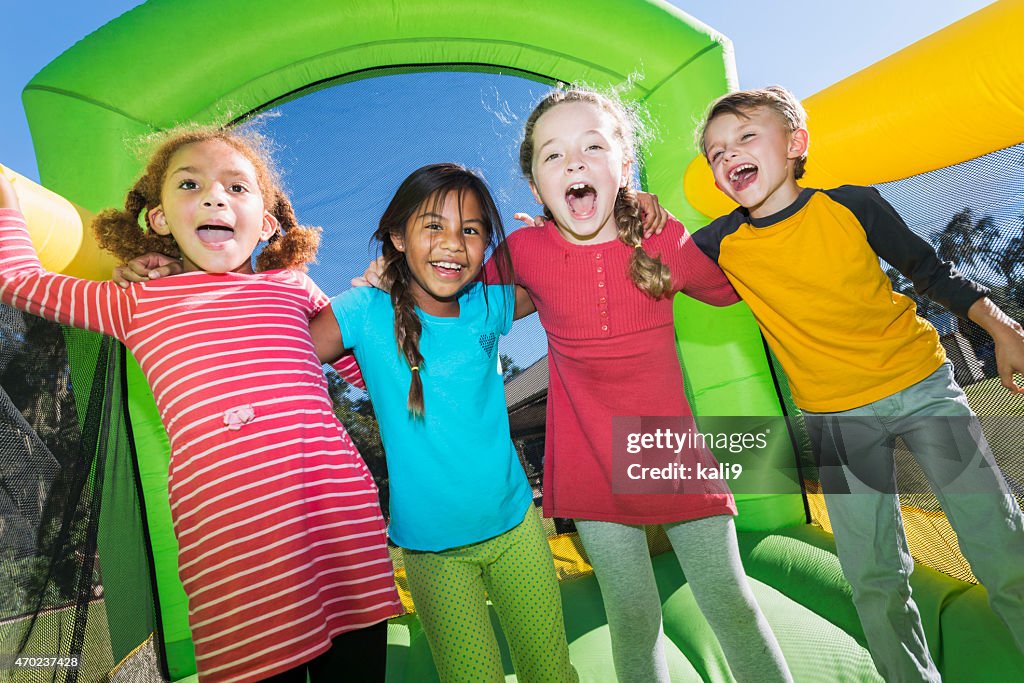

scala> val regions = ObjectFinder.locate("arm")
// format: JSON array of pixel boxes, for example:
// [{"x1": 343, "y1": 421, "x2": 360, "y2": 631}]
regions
[
  {"x1": 0, "y1": 179, "x2": 132, "y2": 338},
  {"x1": 967, "y1": 297, "x2": 1024, "y2": 393},
  {"x1": 297, "y1": 272, "x2": 365, "y2": 387},
  {"x1": 514, "y1": 285, "x2": 536, "y2": 320},
  {"x1": 834, "y1": 186, "x2": 988, "y2": 318},
  {"x1": 656, "y1": 219, "x2": 740, "y2": 306},
  {"x1": 310, "y1": 305, "x2": 347, "y2": 364}
]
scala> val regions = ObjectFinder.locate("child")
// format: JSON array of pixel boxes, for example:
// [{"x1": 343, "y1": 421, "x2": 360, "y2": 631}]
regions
[
  {"x1": 505, "y1": 87, "x2": 793, "y2": 683},
  {"x1": 0, "y1": 127, "x2": 402, "y2": 683},
  {"x1": 696, "y1": 85, "x2": 1024, "y2": 682},
  {"x1": 308, "y1": 163, "x2": 576, "y2": 683}
]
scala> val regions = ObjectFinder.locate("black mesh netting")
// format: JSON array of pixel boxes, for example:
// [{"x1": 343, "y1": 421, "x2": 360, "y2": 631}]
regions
[
  {"x1": 783, "y1": 142, "x2": 1024, "y2": 582},
  {"x1": 0, "y1": 309, "x2": 166, "y2": 682}
]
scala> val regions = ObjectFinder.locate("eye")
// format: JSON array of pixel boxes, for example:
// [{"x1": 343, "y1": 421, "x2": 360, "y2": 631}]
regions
[
  {"x1": 463, "y1": 226, "x2": 481, "y2": 236},
  {"x1": 544, "y1": 152, "x2": 561, "y2": 162},
  {"x1": 178, "y1": 179, "x2": 198, "y2": 190},
  {"x1": 228, "y1": 183, "x2": 248, "y2": 193},
  {"x1": 587, "y1": 144, "x2": 603, "y2": 151},
  {"x1": 741, "y1": 132, "x2": 755, "y2": 141},
  {"x1": 710, "y1": 150, "x2": 723, "y2": 162},
  {"x1": 424, "y1": 222, "x2": 443, "y2": 231}
]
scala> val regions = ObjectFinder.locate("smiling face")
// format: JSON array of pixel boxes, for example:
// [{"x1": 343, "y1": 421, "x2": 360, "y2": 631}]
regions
[
  {"x1": 704, "y1": 106, "x2": 808, "y2": 218},
  {"x1": 391, "y1": 189, "x2": 488, "y2": 317},
  {"x1": 528, "y1": 101, "x2": 631, "y2": 244},
  {"x1": 147, "y1": 139, "x2": 277, "y2": 274}
]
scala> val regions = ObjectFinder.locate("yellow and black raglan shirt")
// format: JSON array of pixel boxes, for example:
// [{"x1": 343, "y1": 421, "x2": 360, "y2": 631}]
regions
[{"x1": 691, "y1": 186, "x2": 988, "y2": 413}]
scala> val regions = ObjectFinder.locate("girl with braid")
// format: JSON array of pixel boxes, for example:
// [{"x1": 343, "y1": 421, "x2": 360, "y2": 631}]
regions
[
  {"x1": 0, "y1": 126, "x2": 401, "y2": 683},
  {"x1": 310, "y1": 163, "x2": 575, "y2": 683},
  {"x1": 500, "y1": 87, "x2": 794, "y2": 683}
]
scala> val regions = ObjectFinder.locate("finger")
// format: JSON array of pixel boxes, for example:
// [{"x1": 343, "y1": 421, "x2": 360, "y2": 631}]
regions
[
  {"x1": 152, "y1": 264, "x2": 183, "y2": 279},
  {"x1": 1001, "y1": 369, "x2": 1024, "y2": 393},
  {"x1": 533, "y1": 214, "x2": 546, "y2": 227},
  {"x1": 113, "y1": 266, "x2": 131, "y2": 289},
  {"x1": 119, "y1": 267, "x2": 153, "y2": 283},
  {"x1": 513, "y1": 212, "x2": 534, "y2": 226}
]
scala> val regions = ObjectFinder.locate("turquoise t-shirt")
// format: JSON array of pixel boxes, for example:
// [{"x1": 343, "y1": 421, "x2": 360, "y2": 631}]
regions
[{"x1": 331, "y1": 282, "x2": 532, "y2": 552}]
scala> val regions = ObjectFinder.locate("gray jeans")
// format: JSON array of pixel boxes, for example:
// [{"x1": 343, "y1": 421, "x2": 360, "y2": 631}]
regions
[{"x1": 804, "y1": 361, "x2": 1024, "y2": 682}]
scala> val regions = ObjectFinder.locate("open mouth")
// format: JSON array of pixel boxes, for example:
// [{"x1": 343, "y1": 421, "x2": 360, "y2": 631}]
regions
[
  {"x1": 430, "y1": 261, "x2": 464, "y2": 279},
  {"x1": 196, "y1": 225, "x2": 235, "y2": 244},
  {"x1": 565, "y1": 182, "x2": 597, "y2": 220},
  {"x1": 728, "y1": 164, "x2": 758, "y2": 192}
]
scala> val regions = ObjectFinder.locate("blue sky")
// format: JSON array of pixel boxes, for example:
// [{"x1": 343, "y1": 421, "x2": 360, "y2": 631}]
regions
[{"x1": 0, "y1": 0, "x2": 1001, "y2": 369}]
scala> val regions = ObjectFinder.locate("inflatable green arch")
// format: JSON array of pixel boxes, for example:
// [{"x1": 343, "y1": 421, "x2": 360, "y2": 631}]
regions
[{"x1": 24, "y1": 0, "x2": 802, "y2": 677}]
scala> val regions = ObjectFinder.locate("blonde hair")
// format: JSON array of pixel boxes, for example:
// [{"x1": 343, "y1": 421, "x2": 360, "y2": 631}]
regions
[
  {"x1": 519, "y1": 87, "x2": 672, "y2": 298},
  {"x1": 699, "y1": 85, "x2": 809, "y2": 179},
  {"x1": 93, "y1": 124, "x2": 319, "y2": 271}
]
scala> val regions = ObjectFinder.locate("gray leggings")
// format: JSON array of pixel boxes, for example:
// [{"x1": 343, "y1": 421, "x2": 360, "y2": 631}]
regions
[{"x1": 575, "y1": 515, "x2": 792, "y2": 683}]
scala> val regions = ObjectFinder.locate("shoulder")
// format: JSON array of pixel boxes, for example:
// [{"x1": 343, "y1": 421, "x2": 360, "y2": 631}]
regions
[
  {"x1": 333, "y1": 285, "x2": 387, "y2": 313},
  {"x1": 821, "y1": 184, "x2": 885, "y2": 211},
  {"x1": 821, "y1": 185, "x2": 902, "y2": 227},
  {"x1": 504, "y1": 223, "x2": 547, "y2": 252},
  {"x1": 690, "y1": 209, "x2": 748, "y2": 261}
]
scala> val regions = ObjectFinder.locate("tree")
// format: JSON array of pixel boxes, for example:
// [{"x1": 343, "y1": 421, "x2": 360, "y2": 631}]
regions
[
  {"x1": 935, "y1": 207, "x2": 999, "y2": 270},
  {"x1": 500, "y1": 354, "x2": 523, "y2": 382}
]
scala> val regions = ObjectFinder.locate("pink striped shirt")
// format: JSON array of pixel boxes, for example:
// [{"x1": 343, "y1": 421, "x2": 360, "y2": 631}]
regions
[{"x1": 0, "y1": 209, "x2": 400, "y2": 682}]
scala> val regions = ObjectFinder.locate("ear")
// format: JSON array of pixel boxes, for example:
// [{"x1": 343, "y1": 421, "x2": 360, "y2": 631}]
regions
[
  {"x1": 147, "y1": 206, "x2": 170, "y2": 235},
  {"x1": 261, "y1": 212, "x2": 280, "y2": 241},
  {"x1": 390, "y1": 231, "x2": 406, "y2": 253},
  {"x1": 788, "y1": 128, "x2": 809, "y2": 160},
  {"x1": 620, "y1": 158, "x2": 633, "y2": 188},
  {"x1": 528, "y1": 181, "x2": 543, "y2": 206}
]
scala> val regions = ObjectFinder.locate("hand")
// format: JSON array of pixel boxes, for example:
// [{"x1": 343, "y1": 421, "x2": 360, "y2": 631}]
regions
[
  {"x1": 637, "y1": 191, "x2": 671, "y2": 238},
  {"x1": 992, "y1": 323, "x2": 1024, "y2": 393},
  {"x1": 513, "y1": 213, "x2": 546, "y2": 228},
  {"x1": 0, "y1": 170, "x2": 21, "y2": 211},
  {"x1": 113, "y1": 252, "x2": 183, "y2": 288},
  {"x1": 352, "y1": 256, "x2": 386, "y2": 289},
  {"x1": 968, "y1": 297, "x2": 1024, "y2": 393}
]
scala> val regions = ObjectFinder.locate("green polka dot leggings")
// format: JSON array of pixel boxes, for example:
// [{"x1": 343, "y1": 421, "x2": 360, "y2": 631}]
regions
[{"x1": 402, "y1": 505, "x2": 577, "y2": 683}]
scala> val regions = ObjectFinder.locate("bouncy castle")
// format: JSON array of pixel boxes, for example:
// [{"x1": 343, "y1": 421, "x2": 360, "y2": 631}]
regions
[{"x1": 2, "y1": 0, "x2": 1023, "y2": 680}]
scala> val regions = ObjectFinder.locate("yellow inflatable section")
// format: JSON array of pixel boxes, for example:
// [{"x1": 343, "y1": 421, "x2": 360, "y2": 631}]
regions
[
  {"x1": 0, "y1": 164, "x2": 115, "y2": 279},
  {"x1": 684, "y1": 0, "x2": 1024, "y2": 219}
]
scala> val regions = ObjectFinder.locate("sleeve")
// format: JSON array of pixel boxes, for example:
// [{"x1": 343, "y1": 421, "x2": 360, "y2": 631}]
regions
[
  {"x1": 487, "y1": 284, "x2": 516, "y2": 336},
  {"x1": 650, "y1": 218, "x2": 740, "y2": 306},
  {"x1": 827, "y1": 186, "x2": 988, "y2": 319},
  {"x1": 481, "y1": 230, "x2": 522, "y2": 286},
  {"x1": 0, "y1": 208, "x2": 132, "y2": 339},
  {"x1": 298, "y1": 271, "x2": 366, "y2": 389},
  {"x1": 330, "y1": 287, "x2": 377, "y2": 354}
]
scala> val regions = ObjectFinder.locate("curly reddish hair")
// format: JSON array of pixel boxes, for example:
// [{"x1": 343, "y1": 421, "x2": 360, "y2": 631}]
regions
[{"x1": 93, "y1": 124, "x2": 319, "y2": 271}]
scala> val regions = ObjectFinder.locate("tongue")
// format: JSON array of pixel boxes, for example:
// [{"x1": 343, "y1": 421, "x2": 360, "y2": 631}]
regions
[
  {"x1": 566, "y1": 188, "x2": 597, "y2": 219},
  {"x1": 732, "y1": 168, "x2": 757, "y2": 191},
  {"x1": 197, "y1": 227, "x2": 234, "y2": 244}
]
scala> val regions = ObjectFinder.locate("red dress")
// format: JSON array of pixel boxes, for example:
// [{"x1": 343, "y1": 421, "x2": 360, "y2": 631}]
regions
[
  {"x1": 0, "y1": 209, "x2": 401, "y2": 683},
  {"x1": 499, "y1": 219, "x2": 740, "y2": 524}
]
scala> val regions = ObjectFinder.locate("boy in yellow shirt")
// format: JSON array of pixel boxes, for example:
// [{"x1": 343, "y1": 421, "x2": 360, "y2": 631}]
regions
[{"x1": 695, "y1": 85, "x2": 1024, "y2": 682}]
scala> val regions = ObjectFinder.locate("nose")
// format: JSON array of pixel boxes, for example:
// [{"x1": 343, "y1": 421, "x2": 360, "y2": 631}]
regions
[
  {"x1": 202, "y1": 185, "x2": 228, "y2": 207},
  {"x1": 438, "y1": 227, "x2": 465, "y2": 253},
  {"x1": 565, "y1": 153, "x2": 585, "y2": 174}
]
